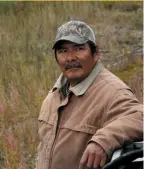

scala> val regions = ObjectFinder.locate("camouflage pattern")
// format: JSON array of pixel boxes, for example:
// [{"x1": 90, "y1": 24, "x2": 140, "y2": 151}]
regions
[{"x1": 52, "y1": 21, "x2": 96, "y2": 49}]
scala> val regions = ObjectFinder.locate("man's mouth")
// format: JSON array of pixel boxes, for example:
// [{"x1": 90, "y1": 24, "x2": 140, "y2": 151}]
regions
[{"x1": 65, "y1": 62, "x2": 82, "y2": 70}]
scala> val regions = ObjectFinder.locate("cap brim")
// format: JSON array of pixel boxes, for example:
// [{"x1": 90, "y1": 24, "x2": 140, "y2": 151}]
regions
[{"x1": 52, "y1": 35, "x2": 88, "y2": 49}]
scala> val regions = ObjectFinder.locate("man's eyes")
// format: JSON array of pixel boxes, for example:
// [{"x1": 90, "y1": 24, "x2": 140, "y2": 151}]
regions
[
  {"x1": 57, "y1": 46, "x2": 84, "y2": 53},
  {"x1": 75, "y1": 46, "x2": 84, "y2": 51},
  {"x1": 57, "y1": 49, "x2": 67, "y2": 53}
]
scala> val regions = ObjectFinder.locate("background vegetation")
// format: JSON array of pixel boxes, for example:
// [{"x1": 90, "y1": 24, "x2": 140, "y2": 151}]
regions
[{"x1": 0, "y1": 2, "x2": 143, "y2": 169}]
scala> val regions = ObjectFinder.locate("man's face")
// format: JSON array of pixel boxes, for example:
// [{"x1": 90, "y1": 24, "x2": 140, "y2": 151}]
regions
[{"x1": 55, "y1": 41, "x2": 99, "y2": 86}]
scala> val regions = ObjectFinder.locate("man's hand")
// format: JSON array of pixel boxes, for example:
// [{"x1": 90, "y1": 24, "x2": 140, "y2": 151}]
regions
[{"x1": 79, "y1": 142, "x2": 107, "y2": 169}]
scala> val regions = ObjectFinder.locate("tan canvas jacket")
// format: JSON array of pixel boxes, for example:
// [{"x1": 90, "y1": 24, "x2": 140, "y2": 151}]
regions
[{"x1": 36, "y1": 61, "x2": 143, "y2": 169}]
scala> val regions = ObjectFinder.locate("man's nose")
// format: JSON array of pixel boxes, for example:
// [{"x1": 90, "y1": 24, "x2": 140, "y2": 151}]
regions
[{"x1": 66, "y1": 50, "x2": 76, "y2": 61}]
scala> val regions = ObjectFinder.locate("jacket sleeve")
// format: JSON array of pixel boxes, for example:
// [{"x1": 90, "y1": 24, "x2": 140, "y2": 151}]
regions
[{"x1": 89, "y1": 89, "x2": 143, "y2": 157}]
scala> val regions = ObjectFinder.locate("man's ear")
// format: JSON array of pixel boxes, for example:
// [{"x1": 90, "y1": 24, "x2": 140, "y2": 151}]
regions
[{"x1": 94, "y1": 45, "x2": 100, "y2": 61}]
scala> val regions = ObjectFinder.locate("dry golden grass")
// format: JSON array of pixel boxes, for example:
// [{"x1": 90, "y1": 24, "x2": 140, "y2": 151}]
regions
[{"x1": 0, "y1": 2, "x2": 142, "y2": 169}]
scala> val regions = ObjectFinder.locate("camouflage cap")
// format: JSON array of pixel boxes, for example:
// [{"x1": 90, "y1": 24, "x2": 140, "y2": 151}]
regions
[{"x1": 52, "y1": 20, "x2": 96, "y2": 49}]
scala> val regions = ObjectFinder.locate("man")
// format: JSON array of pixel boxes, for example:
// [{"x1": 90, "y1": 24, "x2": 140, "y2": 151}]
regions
[{"x1": 36, "y1": 21, "x2": 143, "y2": 169}]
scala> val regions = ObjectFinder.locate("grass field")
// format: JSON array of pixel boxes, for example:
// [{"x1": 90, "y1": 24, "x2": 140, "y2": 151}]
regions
[{"x1": 0, "y1": 2, "x2": 143, "y2": 169}]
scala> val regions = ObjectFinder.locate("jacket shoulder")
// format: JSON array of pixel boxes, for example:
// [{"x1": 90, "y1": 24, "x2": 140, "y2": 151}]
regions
[
  {"x1": 96, "y1": 68, "x2": 131, "y2": 92},
  {"x1": 38, "y1": 91, "x2": 54, "y2": 121}
]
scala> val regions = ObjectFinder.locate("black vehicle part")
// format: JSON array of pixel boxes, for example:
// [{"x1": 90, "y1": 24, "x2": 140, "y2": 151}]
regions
[
  {"x1": 102, "y1": 141, "x2": 143, "y2": 169},
  {"x1": 103, "y1": 149, "x2": 143, "y2": 169}
]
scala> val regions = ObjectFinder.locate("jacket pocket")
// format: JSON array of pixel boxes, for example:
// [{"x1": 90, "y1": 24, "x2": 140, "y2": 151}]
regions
[{"x1": 61, "y1": 123, "x2": 98, "y2": 135}]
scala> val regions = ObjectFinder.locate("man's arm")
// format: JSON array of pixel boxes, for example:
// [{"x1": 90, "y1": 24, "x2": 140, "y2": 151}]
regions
[
  {"x1": 90, "y1": 89, "x2": 143, "y2": 156},
  {"x1": 79, "y1": 89, "x2": 143, "y2": 169}
]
